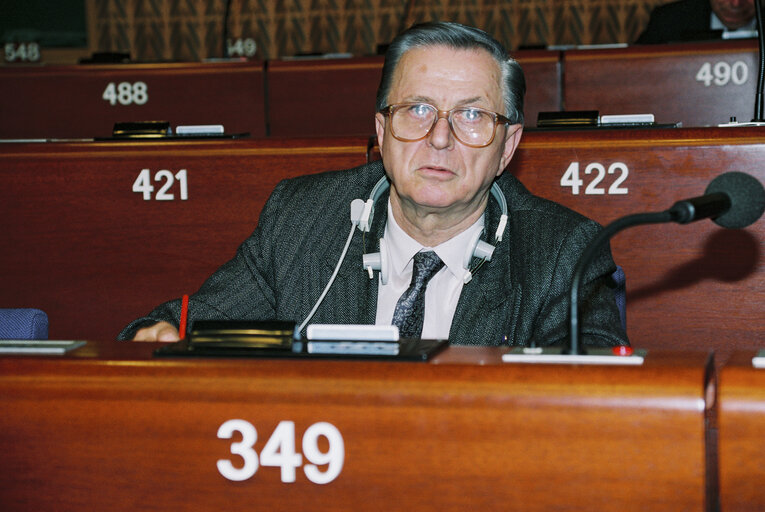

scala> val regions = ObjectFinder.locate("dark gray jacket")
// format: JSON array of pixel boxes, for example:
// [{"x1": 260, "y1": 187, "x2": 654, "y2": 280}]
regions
[
  {"x1": 119, "y1": 160, "x2": 628, "y2": 347},
  {"x1": 636, "y1": 0, "x2": 715, "y2": 44}
]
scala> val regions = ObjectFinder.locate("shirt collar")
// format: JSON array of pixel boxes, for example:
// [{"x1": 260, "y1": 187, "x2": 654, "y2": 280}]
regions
[
  {"x1": 384, "y1": 199, "x2": 485, "y2": 281},
  {"x1": 711, "y1": 12, "x2": 757, "y2": 34}
]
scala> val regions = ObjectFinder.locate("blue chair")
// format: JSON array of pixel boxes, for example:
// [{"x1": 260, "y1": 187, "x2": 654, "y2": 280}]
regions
[
  {"x1": 0, "y1": 308, "x2": 49, "y2": 340},
  {"x1": 612, "y1": 266, "x2": 627, "y2": 331}
]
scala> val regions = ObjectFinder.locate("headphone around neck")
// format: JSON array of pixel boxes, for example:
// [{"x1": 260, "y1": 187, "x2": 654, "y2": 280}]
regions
[
  {"x1": 299, "y1": 175, "x2": 510, "y2": 332},
  {"x1": 357, "y1": 176, "x2": 509, "y2": 285}
]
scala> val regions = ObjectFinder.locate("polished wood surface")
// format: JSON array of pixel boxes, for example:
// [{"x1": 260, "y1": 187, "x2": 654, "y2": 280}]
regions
[
  {"x1": 514, "y1": 49, "x2": 562, "y2": 126},
  {"x1": 0, "y1": 50, "x2": 559, "y2": 142},
  {"x1": 718, "y1": 351, "x2": 765, "y2": 512},
  {"x1": 0, "y1": 343, "x2": 712, "y2": 511},
  {"x1": 564, "y1": 40, "x2": 759, "y2": 127},
  {"x1": 509, "y1": 125, "x2": 765, "y2": 364},
  {"x1": 1, "y1": 40, "x2": 756, "y2": 142},
  {"x1": 267, "y1": 56, "x2": 382, "y2": 137},
  {"x1": 0, "y1": 137, "x2": 370, "y2": 340},
  {"x1": 0, "y1": 61, "x2": 267, "y2": 139},
  {"x1": 266, "y1": 49, "x2": 560, "y2": 135}
]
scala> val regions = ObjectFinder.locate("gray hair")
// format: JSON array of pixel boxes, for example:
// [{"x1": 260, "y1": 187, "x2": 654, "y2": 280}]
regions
[{"x1": 375, "y1": 21, "x2": 525, "y2": 126}]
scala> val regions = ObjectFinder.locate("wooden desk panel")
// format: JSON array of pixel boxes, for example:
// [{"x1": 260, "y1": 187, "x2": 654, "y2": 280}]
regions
[
  {"x1": 0, "y1": 344, "x2": 711, "y2": 511},
  {"x1": 3, "y1": 127, "x2": 762, "y2": 357},
  {"x1": 266, "y1": 50, "x2": 560, "y2": 136},
  {"x1": 718, "y1": 351, "x2": 765, "y2": 512},
  {"x1": 0, "y1": 138, "x2": 369, "y2": 341},
  {"x1": 0, "y1": 61, "x2": 267, "y2": 139},
  {"x1": 267, "y1": 56, "x2": 382, "y2": 137},
  {"x1": 564, "y1": 40, "x2": 759, "y2": 127},
  {"x1": 514, "y1": 49, "x2": 562, "y2": 126},
  {"x1": 509, "y1": 126, "x2": 765, "y2": 362}
]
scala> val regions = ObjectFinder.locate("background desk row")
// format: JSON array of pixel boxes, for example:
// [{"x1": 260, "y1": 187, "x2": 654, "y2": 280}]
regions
[
  {"x1": 0, "y1": 39, "x2": 759, "y2": 139},
  {"x1": 1, "y1": 126, "x2": 763, "y2": 362}
]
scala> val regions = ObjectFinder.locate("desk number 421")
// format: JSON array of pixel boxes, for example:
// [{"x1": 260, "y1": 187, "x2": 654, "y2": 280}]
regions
[{"x1": 132, "y1": 169, "x2": 188, "y2": 200}]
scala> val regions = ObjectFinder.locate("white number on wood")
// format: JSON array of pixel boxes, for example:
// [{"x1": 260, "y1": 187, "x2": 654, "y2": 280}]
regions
[
  {"x1": 217, "y1": 420, "x2": 344, "y2": 484},
  {"x1": 102, "y1": 81, "x2": 149, "y2": 105},
  {"x1": 132, "y1": 169, "x2": 188, "y2": 201},
  {"x1": 696, "y1": 61, "x2": 748, "y2": 87},
  {"x1": 561, "y1": 162, "x2": 629, "y2": 195}
]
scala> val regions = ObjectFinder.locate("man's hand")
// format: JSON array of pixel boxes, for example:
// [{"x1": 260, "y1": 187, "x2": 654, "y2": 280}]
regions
[{"x1": 132, "y1": 321, "x2": 180, "y2": 342}]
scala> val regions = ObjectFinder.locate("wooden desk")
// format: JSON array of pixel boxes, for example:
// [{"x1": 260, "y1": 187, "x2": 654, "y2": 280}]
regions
[
  {"x1": 509, "y1": 126, "x2": 765, "y2": 364},
  {"x1": 267, "y1": 56, "x2": 382, "y2": 137},
  {"x1": 0, "y1": 61, "x2": 267, "y2": 139},
  {"x1": 0, "y1": 343, "x2": 712, "y2": 511},
  {"x1": 564, "y1": 40, "x2": 759, "y2": 127},
  {"x1": 0, "y1": 137, "x2": 370, "y2": 340},
  {"x1": 2, "y1": 127, "x2": 762, "y2": 355},
  {"x1": 718, "y1": 351, "x2": 765, "y2": 512},
  {"x1": 266, "y1": 50, "x2": 560, "y2": 136}
]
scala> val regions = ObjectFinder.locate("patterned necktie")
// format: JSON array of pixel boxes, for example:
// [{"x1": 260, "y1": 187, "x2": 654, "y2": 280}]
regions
[{"x1": 391, "y1": 251, "x2": 445, "y2": 339}]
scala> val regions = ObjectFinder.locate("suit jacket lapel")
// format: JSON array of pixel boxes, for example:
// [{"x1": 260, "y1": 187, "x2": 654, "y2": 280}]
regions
[
  {"x1": 449, "y1": 179, "x2": 518, "y2": 346},
  {"x1": 319, "y1": 164, "x2": 387, "y2": 326}
]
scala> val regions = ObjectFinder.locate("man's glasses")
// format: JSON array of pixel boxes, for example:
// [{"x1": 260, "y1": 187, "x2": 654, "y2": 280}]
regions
[{"x1": 379, "y1": 102, "x2": 512, "y2": 148}]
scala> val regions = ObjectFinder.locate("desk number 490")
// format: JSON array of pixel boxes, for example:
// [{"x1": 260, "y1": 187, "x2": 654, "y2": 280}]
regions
[
  {"x1": 217, "y1": 419, "x2": 345, "y2": 484},
  {"x1": 133, "y1": 169, "x2": 188, "y2": 200}
]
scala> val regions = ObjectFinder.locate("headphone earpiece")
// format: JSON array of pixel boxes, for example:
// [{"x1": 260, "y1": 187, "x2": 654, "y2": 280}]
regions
[
  {"x1": 362, "y1": 237, "x2": 389, "y2": 284},
  {"x1": 357, "y1": 177, "x2": 390, "y2": 233}
]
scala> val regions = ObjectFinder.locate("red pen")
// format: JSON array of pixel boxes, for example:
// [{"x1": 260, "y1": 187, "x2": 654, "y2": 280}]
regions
[{"x1": 179, "y1": 294, "x2": 189, "y2": 340}]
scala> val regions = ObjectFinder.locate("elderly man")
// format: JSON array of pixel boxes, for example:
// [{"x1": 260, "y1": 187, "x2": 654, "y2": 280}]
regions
[{"x1": 120, "y1": 22, "x2": 627, "y2": 348}]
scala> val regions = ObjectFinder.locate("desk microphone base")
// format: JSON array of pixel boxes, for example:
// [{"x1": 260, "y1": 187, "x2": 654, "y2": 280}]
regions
[{"x1": 502, "y1": 346, "x2": 646, "y2": 365}]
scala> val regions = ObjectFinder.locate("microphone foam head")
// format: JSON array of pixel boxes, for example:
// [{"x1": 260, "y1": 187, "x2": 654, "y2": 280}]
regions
[{"x1": 705, "y1": 171, "x2": 765, "y2": 229}]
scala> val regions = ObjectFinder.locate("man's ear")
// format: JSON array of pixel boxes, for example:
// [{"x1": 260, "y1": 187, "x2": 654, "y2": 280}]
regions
[
  {"x1": 497, "y1": 124, "x2": 523, "y2": 176},
  {"x1": 375, "y1": 112, "x2": 386, "y2": 154}
]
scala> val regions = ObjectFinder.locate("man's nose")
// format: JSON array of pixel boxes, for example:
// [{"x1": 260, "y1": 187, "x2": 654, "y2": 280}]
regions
[{"x1": 428, "y1": 116, "x2": 453, "y2": 148}]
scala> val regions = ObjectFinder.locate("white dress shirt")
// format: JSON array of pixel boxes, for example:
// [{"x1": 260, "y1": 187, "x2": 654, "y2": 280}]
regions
[
  {"x1": 375, "y1": 200, "x2": 485, "y2": 339},
  {"x1": 711, "y1": 12, "x2": 757, "y2": 39}
]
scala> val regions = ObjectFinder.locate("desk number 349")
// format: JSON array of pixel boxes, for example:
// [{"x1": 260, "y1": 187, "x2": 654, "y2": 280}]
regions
[{"x1": 217, "y1": 419, "x2": 345, "y2": 484}]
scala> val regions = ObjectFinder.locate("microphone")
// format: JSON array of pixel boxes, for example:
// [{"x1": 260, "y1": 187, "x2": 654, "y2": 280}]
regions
[
  {"x1": 568, "y1": 171, "x2": 765, "y2": 355},
  {"x1": 669, "y1": 171, "x2": 765, "y2": 228},
  {"x1": 754, "y1": 0, "x2": 764, "y2": 122},
  {"x1": 222, "y1": 0, "x2": 233, "y2": 58}
]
